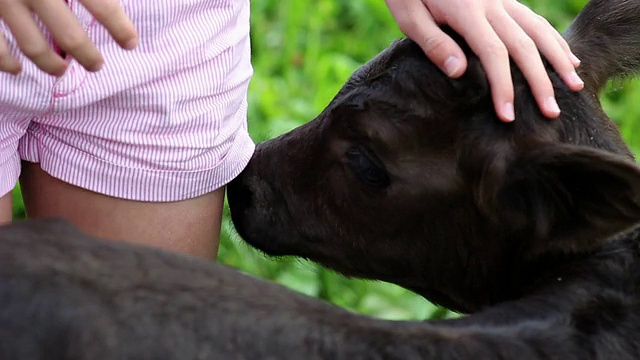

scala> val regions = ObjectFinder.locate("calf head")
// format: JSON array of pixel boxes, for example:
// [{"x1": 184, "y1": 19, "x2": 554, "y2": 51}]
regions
[{"x1": 228, "y1": 0, "x2": 640, "y2": 313}]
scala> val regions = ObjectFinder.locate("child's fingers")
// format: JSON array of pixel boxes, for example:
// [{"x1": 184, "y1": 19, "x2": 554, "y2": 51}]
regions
[
  {"x1": 0, "y1": 33, "x2": 21, "y2": 74},
  {"x1": 457, "y1": 17, "x2": 517, "y2": 122},
  {"x1": 385, "y1": 0, "x2": 468, "y2": 77},
  {"x1": 31, "y1": 0, "x2": 104, "y2": 72},
  {"x1": 0, "y1": 1, "x2": 67, "y2": 75},
  {"x1": 81, "y1": 0, "x2": 138, "y2": 50},
  {"x1": 0, "y1": 0, "x2": 137, "y2": 75},
  {"x1": 487, "y1": 10, "x2": 560, "y2": 119},
  {"x1": 509, "y1": 2, "x2": 583, "y2": 91}
]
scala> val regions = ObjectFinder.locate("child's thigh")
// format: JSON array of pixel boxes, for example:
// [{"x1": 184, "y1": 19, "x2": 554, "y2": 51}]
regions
[{"x1": 20, "y1": 162, "x2": 227, "y2": 258}]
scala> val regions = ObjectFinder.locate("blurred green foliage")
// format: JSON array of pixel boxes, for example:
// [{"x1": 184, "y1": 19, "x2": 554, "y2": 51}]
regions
[{"x1": 11, "y1": 0, "x2": 640, "y2": 320}]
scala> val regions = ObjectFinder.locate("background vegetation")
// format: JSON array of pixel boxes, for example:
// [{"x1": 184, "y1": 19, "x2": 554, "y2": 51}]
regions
[{"x1": 12, "y1": 0, "x2": 640, "y2": 320}]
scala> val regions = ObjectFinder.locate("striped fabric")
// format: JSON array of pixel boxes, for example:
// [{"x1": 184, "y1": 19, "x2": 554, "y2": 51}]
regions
[{"x1": 0, "y1": 0, "x2": 255, "y2": 201}]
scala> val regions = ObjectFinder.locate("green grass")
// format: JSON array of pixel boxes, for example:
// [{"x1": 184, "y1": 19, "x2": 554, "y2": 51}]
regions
[{"x1": 12, "y1": 0, "x2": 640, "y2": 320}]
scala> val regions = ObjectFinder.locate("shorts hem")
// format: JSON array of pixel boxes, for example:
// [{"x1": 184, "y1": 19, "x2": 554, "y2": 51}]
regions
[
  {"x1": 19, "y1": 131, "x2": 255, "y2": 202},
  {"x1": 0, "y1": 153, "x2": 20, "y2": 198}
]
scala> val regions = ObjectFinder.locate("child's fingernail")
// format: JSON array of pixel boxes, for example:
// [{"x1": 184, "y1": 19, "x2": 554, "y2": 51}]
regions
[
  {"x1": 89, "y1": 61, "x2": 104, "y2": 72},
  {"x1": 1, "y1": 58, "x2": 21, "y2": 75},
  {"x1": 569, "y1": 71, "x2": 584, "y2": 87},
  {"x1": 546, "y1": 96, "x2": 561, "y2": 116},
  {"x1": 503, "y1": 102, "x2": 515, "y2": 122},
  {"x1": 444, "y1": 56, "x2": 461, "y2": 77},
  {"x1": 125, "y1": 37, "x2": 139, "y2": 50},
  {"x1": 570, "y1": 53, "x2": 581, "y2": 66}
]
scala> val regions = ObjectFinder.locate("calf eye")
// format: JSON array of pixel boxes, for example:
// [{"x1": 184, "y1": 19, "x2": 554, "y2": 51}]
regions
[{"x1": 345, "y1": 147, "x2": 390, "y2": 189}]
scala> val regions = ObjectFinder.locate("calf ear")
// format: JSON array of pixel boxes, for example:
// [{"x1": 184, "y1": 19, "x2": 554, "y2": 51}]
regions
[{"x1": 477, "y1": 144, "x2": 640, "y2": 257}]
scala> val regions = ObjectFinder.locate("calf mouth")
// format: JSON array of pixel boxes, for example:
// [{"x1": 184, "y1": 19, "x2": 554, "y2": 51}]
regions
[{"x1": 227, "y1": 167, "x2": 303, "y2": 257}]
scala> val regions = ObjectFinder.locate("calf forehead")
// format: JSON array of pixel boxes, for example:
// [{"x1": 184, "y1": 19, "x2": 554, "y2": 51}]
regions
[
  {"x1": 334, "y1": 30, "x2": 626, "y2": 157},
  {"x1": 341, "y1": 39, "x2": 426, "y2": 91}
]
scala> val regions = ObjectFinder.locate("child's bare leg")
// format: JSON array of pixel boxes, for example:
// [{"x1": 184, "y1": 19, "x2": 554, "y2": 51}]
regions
[
  {"x1": 20, "y1": 162, "x2": 225, "y2": 259},
  {"x1": 0, "y1": 191, "x2": 13, "y2": 225}
]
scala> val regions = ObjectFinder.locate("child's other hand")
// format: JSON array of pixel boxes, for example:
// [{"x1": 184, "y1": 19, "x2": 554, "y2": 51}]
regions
[
  {"x1": 385, "y1": 0, "x2": 584, "y2": 122},
  {"x1": 0, "y1": 0, "x2": 138, "y2": 76}
]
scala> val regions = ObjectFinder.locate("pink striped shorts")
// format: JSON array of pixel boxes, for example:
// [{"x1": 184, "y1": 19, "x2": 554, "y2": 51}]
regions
[{"x1": 0, "y1": 0, "x2": 255, "y2": 202}]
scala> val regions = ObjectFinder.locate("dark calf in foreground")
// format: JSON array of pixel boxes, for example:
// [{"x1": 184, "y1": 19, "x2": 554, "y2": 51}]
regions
[
  {"x1": 4, "y1": 220, "x2": 640, "y2": 360},
  {"x1": 8, "y1": 219, "x2": 637, "y2": 360},
  {"x1": 2, "y1": 0, "x2": 640, "y2": 359}
]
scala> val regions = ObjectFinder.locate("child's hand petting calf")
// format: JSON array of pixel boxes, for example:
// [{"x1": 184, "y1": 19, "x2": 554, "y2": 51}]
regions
[{"x1": 385, "y1": 0, "x2": 585, "y2": 122}]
